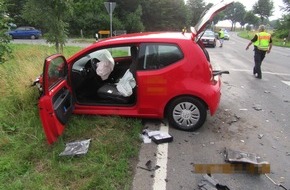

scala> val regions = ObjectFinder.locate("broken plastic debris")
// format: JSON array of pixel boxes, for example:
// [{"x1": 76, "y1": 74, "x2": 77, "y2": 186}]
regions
[
  {"x1": 151, "y1": 132, "x2": 173, "y2": 144},
  {"x1": 258, "y1": 134, "x2": 264, "y2": 139},
  {"x1": 140, "y1": 134, "x2": 152, "y2": 143},
  {"x1": 59, "y1": 139, "x2": 91, "y2": 156},
  {"x1": 253, "y1": 106, "x2": 262, "y2": 111},
  {"x1": 141, "y1": 129, "x2": 173, "y2": 144},
  {"x1": 224, "y1": 148, "x2": 268, "y2": 165},
  {"x1": 198, "y1": 174, "x2": 230, "y2": 190},
  {"x1": 137, "y1": 160, "x2": 160, "y2": 171}
]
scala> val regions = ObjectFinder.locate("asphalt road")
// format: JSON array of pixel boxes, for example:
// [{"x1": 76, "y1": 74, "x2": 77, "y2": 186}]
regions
[{"x1": 132, "y1": 33, "x2": 290, "y2": 190}]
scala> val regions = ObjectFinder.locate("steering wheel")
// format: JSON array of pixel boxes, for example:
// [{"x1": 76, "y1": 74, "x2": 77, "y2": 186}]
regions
[{"x1": 91, "y1": 58, "x2": 100, "y2": 72}]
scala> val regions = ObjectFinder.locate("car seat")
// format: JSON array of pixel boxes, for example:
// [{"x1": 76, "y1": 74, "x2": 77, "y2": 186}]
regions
[{"x1": 96, "y1": 46, "x2": 138, "y2": 104}]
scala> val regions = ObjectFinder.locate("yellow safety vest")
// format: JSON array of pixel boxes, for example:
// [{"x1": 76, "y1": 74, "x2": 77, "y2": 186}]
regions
[
  {"x1": 219, "y1": 30, "x2": 224, "y2": 38},
  {"x1": 254, "y1": 32, "x2": 271, "y2": 51}
]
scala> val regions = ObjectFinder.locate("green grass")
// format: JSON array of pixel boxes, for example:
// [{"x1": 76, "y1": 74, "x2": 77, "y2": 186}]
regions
[
  {"x1": 238, "y1": 30, "x2": 290, "y2": 48},
  {"x1": 0, "y1": 44, "x2": 143, "y2": 190}
]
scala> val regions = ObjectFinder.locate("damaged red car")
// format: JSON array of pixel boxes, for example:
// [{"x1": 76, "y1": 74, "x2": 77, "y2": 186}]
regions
[{"x1": 34, "y1": 1, "x2": 233, "y2": 144}]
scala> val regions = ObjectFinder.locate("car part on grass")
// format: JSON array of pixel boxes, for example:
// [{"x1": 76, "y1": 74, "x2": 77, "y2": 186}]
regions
[{"x1": 59, "y1": 139, "x2": 91, "y2": 156}]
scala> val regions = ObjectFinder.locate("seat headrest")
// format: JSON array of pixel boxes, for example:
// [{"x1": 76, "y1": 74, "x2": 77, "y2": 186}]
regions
[{"x1": 130, "y1": 46, "x2": 138, "y2": 61}]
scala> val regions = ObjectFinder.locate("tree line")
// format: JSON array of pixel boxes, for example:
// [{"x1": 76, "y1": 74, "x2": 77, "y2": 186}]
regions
[{"x1": 1, "y1": 0, "x2": 290, "y2": 57}]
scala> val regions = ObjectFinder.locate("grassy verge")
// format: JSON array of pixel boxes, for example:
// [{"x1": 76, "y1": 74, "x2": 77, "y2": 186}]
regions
[
  {"x1": 0, "y1": 44, "x2": 143, "y2": 190},
  {"x1": 238, "y1": 30, "x2": 290, "y2": 48}
]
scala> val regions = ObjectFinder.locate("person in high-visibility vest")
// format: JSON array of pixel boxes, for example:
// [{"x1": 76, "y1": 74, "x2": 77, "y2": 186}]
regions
[
  {"x1": 246, "y1": 25, "x2": 272, "y2": 79},
  {"x1": 218, "y1": 28, "x2": 225, "y2": 47}
]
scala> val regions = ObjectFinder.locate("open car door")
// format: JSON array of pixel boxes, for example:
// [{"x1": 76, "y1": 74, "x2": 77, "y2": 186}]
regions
[{"x1": 38, "y1": 54, "x2": 74, "y2": 144}]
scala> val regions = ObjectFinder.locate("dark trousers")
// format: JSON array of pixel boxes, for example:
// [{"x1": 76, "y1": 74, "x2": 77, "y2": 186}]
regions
[{"x1": 253, "y1": 49, "x2": 266, "y2": 78}]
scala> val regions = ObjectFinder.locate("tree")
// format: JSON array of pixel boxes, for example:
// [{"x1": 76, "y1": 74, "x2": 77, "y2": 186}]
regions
[
  {"x1": 4, "y1": 0, "x2": 28, "y2": 27},
  {"x1": 114, "y1": 0, "x2": 144, "y2": 33},
  {"x1": 68, "y1": 0, "x2": 109, "y2": 37},
  {"x1": 224, "y1": 2, "x2": 246, "y2": 31},
  {"x1": 244, "y1": 11, "x2": 259, "y2": 29},
  {"x1": 123, "y1": 5, "x2": 144, "y2": 33},
  {"x1": 186, "y1": 0, "x2": 206, "y2": 26},
  {"x1": 281, "y1": 0, "x2": 290, "y2": 40},
  {"x1": 0, "y1": 0, "x2": 11, "y2": 63},
  {"x1": 252, "y1": 0, "x2": 274, "y2": 23},
  {"x1": 140, "y1": 0, "x2": 187, "y2": 31},
  {"x1": 282, "y1": 0, "x2": 290, "y2": 13},
  {"x1": 22, "y1": 0, "x2": 73, "y2": 53}
]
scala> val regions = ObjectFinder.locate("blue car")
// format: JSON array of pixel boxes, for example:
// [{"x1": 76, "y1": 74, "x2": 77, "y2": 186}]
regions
[{"x1": 7, "y1": 26, "x2": 42, "y2": 39}]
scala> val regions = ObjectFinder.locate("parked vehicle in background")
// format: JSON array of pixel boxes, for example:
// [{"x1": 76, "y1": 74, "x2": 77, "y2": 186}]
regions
[
  {"x1": 199, "y1": 30, "x2": 217, "y2": 48},
  {"x1": 7, "y1": 26, "x2": 42, "y2": 39},
  {"x1": 224, "y1": 31, "x2": 230, "y2": 40}
]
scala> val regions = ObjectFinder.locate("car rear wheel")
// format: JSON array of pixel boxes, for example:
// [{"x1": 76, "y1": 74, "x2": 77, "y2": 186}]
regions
[
  {"x1": 31, "y1": 35, "x2": 36, "y2": 39},
  {"x1": 167, "y1": 96, "x2": 207, "y2": 131}
]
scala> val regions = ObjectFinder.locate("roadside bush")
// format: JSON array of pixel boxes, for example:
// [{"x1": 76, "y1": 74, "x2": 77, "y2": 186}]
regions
[{"x1": 272, "y1": 29, "x2": 289, "y2": 38}]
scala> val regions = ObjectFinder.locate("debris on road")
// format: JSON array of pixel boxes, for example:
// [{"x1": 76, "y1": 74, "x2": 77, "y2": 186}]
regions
[
  {"x1": 224, "y1": 148, "x2": 268, "y2": 165},
  {"x1": 227, "y1": 114, "x2": 240, "y2": 125},
  {"x1": 265, "y1": 174, "x2": 288, "y2": 190},
  {"x1": 137, "y1": 160, "x2": 160, "y2": 172},
  {"x1": 140, "y1": 133, "x2": 152, "y2": 143},
  {"x1": 258, "y1": 134, "x2": 264, "y2": 139},
  {"x1": 194, "y1": 148, "x2": 270, "y2": 174},
  {"x1": 198, "y1": 174, "x2": 230, "y2": 190},
  {"x1": 59, "y1": 139, "x2": 91, "y2": 156},
  {"x1": 140, "y1": 129, "x2": 173, "y2": 144},
  {"x1": 253, "y1": 105, "x2": 263, "y2": 111}
]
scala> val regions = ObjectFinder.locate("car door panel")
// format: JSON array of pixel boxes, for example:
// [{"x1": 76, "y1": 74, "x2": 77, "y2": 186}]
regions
[{"x1": 39, "y1": 54, "x2": 73, "y2": 144}]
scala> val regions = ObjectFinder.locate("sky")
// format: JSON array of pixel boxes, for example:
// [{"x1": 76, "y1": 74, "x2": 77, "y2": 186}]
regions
[{"x1": 204, "y1": 0, "x2": 285, "y2": 27}]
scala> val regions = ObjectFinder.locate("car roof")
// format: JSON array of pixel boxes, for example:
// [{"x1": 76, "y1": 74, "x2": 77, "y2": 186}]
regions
[{"x1": 96, "y1": 32, "x2": 193, "y2": 44}]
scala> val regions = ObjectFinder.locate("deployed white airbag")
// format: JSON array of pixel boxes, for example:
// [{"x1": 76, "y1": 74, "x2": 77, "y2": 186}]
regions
[
  {"x1": 116, "y1": 69, "x2": 136, "y2": 97},
  {"x1": 90, "y1": 49, "x2": 115, "y2": 80}
]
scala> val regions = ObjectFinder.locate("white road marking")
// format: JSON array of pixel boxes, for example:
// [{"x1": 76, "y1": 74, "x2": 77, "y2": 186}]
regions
[
  {"x1": 282, "y1": 81, "x2": 290, "y2": 86},
  {"x1": 229, "y1": 69, "x2": 290, "y2": 76},
  {"x1": 153, "y1": 124, "x2": 169, "y2": 190}
]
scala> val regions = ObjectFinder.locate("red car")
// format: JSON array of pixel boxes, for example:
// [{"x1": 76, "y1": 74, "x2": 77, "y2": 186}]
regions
[{"x1": 35, "y1": 1, "x2": 232, "y2": 144}]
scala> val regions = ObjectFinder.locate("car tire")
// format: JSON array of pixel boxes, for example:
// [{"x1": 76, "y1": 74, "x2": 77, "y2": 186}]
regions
[
  {"x1": 167, "y1": 96, "x2": 207, "y2": 131},
  {"x1": 213, "y1": 41, "x2": 216, "y2": 48},
  {"x1": 31, "y1": 35, "x2": 36, "y2": 39}
]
